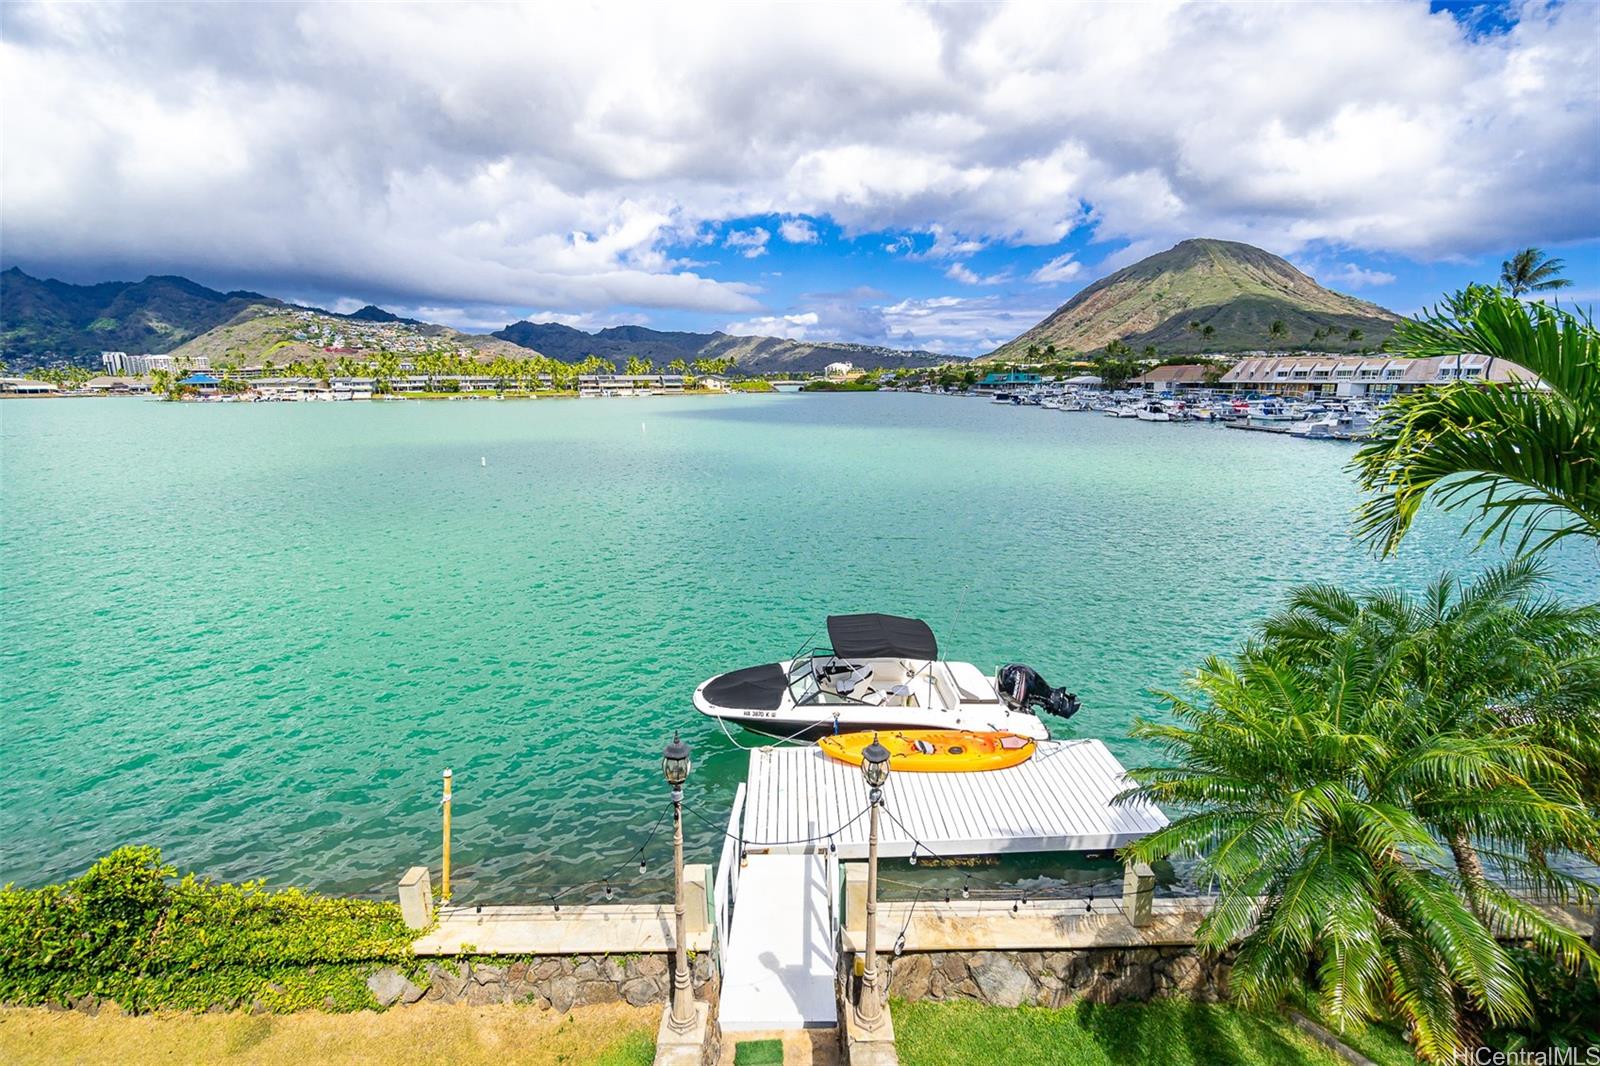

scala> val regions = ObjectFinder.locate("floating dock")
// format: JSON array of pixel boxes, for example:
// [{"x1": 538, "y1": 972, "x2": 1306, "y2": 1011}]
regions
[{"x1": 739, "y1": 738, "x2": 1167, "y2": 858}]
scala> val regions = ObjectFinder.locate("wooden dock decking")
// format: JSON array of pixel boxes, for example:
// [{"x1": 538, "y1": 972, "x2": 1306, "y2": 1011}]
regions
[{"x1": 739, "y1": 738, "x2": 1168, "y2": 858}]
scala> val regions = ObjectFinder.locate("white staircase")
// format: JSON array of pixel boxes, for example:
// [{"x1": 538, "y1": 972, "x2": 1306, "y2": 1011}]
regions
[{"x1": 717, "y1": 851, "x2": 838, "y2": 1031}]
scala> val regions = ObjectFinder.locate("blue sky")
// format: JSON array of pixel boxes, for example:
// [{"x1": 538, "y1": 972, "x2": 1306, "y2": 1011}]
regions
[
  {"x1": 4, "y1": 1, "x2": 1597, "y2": 356},
  {"x1": 660, "y1": 216, "x2": 1600, "y2": 354}
]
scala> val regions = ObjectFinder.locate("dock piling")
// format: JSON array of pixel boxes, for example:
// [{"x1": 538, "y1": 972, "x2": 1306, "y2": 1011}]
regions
[
  {"x1": 441, "y1": 769, "x2": 453, "y2": 901},
  {"x1": 1123, "y1": 860, "x2": 1155, "y2": 927},
  {"x1": 398, "y1": 866, "x2": 433, "y2": 929}
]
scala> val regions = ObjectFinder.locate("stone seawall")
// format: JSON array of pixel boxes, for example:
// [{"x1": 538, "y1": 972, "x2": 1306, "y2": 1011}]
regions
[
  {"x1": 368, "y1": 953, "x2": 718, "y2": 1012},
  {"x1": 874, "y1": 946, "x2": 1230, "y2": 1008}
]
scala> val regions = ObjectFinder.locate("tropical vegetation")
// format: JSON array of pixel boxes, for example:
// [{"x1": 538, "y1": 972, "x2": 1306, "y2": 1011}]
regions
[
  {"x1": 1500, "y1": 248, "x2": 1573, "y2": 298},
  {"x1": 1353, "y1": 286, "x2": 1599, "y2": 555},
  {"x1": 0, "y1": 846, "x2": 416, "y2": 1013},
  {"x1": 1119, "y1": 561, "x2": 1600, "y2": 1062}
]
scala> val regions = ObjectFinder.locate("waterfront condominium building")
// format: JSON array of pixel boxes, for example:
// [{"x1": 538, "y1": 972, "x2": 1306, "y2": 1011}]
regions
[
  {"x1": 100, "y1": 351, "x2": 129, "y2": 374},
  {"x1": 1218, "y1": 353, "x2": 1535, "y2": 398}
]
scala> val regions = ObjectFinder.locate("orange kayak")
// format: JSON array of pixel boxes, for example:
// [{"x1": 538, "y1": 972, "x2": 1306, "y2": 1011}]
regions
[{"x1": 818, "y1": 729, "x2": 1036, "y2": 773}]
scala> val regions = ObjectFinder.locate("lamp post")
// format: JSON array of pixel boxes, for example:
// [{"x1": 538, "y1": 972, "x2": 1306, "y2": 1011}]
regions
[
  {"x1": 856, "y1": 733, "x2": 892, "y2": 1030},
  {"x1": 662, "y1": 731, "x2": 695, "y2": 1034}
]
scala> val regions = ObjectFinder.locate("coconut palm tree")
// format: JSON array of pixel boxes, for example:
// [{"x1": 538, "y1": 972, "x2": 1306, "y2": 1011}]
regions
[
  {"x1": 1201, "y1": 324, "x2": 1216, "y2": 341},
  {"x1": 1119, "y1": 576, "x2": 1599, "y2": 1061},
  {"x1": 1353, "y1": 286, "x2": 1600, "y2": 555},
  {"x1": 1268, "y1": 319, "x2": 1288, "y2": 345},
  {"x1": 1500, "y1": 248, "x2": 1572, "y2": 298}
]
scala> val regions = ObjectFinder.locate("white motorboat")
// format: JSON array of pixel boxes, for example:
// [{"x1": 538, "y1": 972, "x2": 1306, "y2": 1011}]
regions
[
  {"x1": 1135, "y1": 401, "x2": 1172, "y2": 422},
  {"x1": 693, "y1": 613, "x2": 1080, "y2": 741},
  {"x1": 1290, "y1": 410, "x2": 1377, "y2": 440}
]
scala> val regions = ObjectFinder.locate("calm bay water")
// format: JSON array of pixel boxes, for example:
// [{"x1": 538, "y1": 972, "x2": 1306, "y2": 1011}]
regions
[{"x1": 3, "y1": 394, "x2": 1596, "y2": 898}]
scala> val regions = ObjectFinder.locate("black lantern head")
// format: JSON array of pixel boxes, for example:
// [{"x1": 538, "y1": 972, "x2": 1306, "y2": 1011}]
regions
[
  {"x1": 861, "y1": 732, "x2": 891, "y2": 789},
  {"x1": 662, "y1": 731, "x2": 692, "y2": 786}
]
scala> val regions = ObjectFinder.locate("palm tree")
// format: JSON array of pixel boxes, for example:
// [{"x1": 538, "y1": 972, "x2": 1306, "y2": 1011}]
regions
[
  {"x1": 1347, "y1": 328, "x2": 1363, "y2": 343},
  {"x1": 1201, "y1": 324, "x2": 1216, "y2": 341},
  {"x1": 1268, "y1": 319, "x2": 1288, "y2": 345},
  {"x1": 1500, "y1": 248, "x2": 1572, "y2": 298},
  {"x1": 1119, "y1": 573, "x2": 1599, "y2": 1061},
  {"x1": 1187, "y1": 321, "x2": 1202, "y2": 334},
  {"x1": 1261, "y1": 559, "x2": 1600, "y2": 874},
  {"x1": 1353, "y1": 286, "x2": 1600, "y2": 555}
]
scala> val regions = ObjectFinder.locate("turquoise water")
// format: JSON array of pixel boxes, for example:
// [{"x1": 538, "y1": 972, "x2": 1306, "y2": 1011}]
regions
[{"x1": 3, "y1": 395, "x2": 1596, "y2": 898}]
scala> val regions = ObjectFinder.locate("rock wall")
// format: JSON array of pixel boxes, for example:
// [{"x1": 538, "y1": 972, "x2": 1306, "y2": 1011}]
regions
[
  {"x1": 874, "y1": 947, "x2": 1229, "y2": 1008},
  {"x1": 368, "y1": 953, "x2": 718, "y2": 1012}
]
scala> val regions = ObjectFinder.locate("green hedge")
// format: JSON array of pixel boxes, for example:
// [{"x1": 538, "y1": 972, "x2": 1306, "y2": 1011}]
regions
[{"x1": 0, "y1": 846, "x2": 417, "y2": 1013}]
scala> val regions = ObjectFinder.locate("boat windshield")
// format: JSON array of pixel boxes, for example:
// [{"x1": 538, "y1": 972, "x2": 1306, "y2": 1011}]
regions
[{"x1": 784, "y1": 652, "x2": 952, "y2": 709}]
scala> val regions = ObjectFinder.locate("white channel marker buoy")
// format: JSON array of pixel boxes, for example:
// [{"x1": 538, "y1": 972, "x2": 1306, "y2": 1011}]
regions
[{"x1": 480, "y1": 456, "x2": 487, "y2": 466}]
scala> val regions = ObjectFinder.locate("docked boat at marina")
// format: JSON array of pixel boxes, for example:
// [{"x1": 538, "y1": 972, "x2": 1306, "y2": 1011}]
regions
[
  {"x1": 693, "y1": 612, "x2": 1080, "y2": 740},
  {"x1": 1289, "y1": 408, "x2": 1378, "y2": 440},
  {"x1": 1135, "y1": 400, "x2": 1173, "y2": 422}
]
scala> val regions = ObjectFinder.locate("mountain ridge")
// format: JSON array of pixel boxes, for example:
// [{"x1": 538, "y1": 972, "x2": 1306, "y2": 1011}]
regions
[
  {"x1": 0, "y1": 268, "x2": 950, "y2": 374},
  {"x1": 986, "y1": 238, "x2": 1403, "y2": 360},
  {"x1": 492, "y1": 320, "x2": 950, "y2": 374}
]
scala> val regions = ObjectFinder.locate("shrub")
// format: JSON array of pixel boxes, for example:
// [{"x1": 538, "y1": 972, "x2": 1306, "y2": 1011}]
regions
[{"x1": 0, "y1": 846, "x2": 416, "y2": 1013}]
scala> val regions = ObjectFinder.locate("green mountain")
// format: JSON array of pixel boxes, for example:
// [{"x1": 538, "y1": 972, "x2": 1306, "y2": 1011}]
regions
[
  {"x1": 163, "y1": 306, "x2": 533, "y2": 369},
  {"x1": 0, "y1": 267, "x2": 950, "y2": 374},
  {"x1": 493, "y1": 321, "x2": 949, "y2": 373},
  {"x1": 986, "y1": 238, "x2": 1402, "y2": 360},
  {"x1": 0, "y1": 268, "x2": 293, "y2": 368}
]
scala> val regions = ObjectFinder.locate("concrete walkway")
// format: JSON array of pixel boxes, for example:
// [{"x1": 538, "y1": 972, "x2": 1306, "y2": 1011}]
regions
[{"x1": 413, "y1": 903, "x2": 712, "y2": 955}]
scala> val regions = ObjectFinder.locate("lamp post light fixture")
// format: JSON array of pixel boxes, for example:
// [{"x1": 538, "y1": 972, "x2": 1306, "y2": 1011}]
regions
[
  {"x1": 662, "y1": 731, "x2": 696, "y2": 1034},
  {"x1": 856, "y1": 733, "x2": 891, "y2": 1030}
]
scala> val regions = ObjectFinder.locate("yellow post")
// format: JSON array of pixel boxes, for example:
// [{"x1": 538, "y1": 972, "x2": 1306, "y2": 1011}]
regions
[{"x1": 441, "y1": 768, "x2": 453, "y2": 902}]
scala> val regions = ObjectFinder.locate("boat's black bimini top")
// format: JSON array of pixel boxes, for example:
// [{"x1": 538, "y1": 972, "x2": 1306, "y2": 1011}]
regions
[
  {"x1": 702, "y1": 662, "x2": 788, "y2": 710},
  {"x1": 826, "y1": 613, "x2": 937, "y2": 660}
]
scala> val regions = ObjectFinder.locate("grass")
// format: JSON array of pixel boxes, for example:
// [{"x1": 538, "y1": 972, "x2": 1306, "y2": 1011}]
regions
[
  {"x1": 731, "y1": 1037, "x2": 785, "y2": 1064},
  {"x1": 0, "y1": 1002, "x2": 657, "y2": 1066},
  {"x1": 892, "y1": 999, "x2": 1416, "y2": 1066}
]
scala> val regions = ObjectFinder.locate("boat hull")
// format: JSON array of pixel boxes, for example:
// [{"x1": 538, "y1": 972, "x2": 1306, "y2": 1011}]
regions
[{"x1": 693, "y1": 663, "x2": 1052, "y2": 741}]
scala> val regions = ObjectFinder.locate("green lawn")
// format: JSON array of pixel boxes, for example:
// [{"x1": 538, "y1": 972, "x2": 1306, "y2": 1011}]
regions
[{"x1": 893, "y1": 999, "x2": 1416, "y2": 1066}]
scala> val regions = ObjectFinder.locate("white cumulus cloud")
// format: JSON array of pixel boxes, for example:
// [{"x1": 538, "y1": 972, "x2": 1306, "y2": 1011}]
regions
[
  {"x1": 725, "y1": 311, "x2": 819, "y2": 340},
  {"x1": 945, "y1": 263, "x2": 1010, "y2": 286},
  {"x1": 723, "y1": 226, "x2": 771, "y2": 258},
  {"x1": 1, "y1": 0, "x2": 1595, "y2": 333},
  {"x1": 1032, "y1": 253, "x2": 1084, "y2": 284},
  {"x1": 1317, "y1": 262, "x2": 1399, "y2": 290},
  {"x1": 778, "y1": 218, "x2": 820, "y2": 244}
]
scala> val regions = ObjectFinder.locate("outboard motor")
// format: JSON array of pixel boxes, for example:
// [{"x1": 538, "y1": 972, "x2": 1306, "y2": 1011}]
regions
[{"x1": 997, "y1": 664, "x2": 1081, "y2": 721}]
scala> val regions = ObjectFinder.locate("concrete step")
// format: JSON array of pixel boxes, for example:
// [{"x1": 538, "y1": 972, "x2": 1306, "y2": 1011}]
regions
[{"x1": 718, "y1": 1029, "x2": 841, "y2": 1066}]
